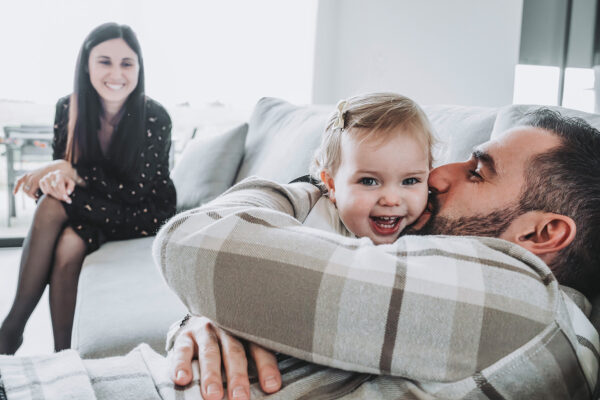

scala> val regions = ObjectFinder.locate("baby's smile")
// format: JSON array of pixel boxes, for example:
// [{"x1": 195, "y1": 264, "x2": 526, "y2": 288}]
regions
[{"x1": 369, "y1": 215, "x2": 403, "y2": 235}]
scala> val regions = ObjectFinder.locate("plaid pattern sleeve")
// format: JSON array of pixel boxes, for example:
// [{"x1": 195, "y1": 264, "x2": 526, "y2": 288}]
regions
[{"x1": 154, "y1": 177, "x2": 599, "y2": 398}]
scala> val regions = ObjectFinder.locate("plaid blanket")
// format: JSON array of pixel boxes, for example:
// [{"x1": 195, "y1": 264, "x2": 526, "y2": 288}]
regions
[
  {"x1": 155, "y1": 177, "x2": 600, "y2": 399},
  {"x1": 3, "y1": 342, "x2": 512, "y2": 400}
]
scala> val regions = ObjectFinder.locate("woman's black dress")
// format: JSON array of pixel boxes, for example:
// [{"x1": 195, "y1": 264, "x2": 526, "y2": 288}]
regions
[{"x1": 52, "y1": 96, "x2": 177, "y2": 253}]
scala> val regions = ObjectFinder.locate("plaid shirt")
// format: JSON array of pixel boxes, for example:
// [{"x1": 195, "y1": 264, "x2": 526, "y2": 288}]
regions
[{"x1": 155, "y1": 177, "x2": 600, "y2": 399}]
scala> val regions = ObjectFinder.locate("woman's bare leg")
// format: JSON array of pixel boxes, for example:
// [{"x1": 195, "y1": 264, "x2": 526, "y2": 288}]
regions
[
  {"x1": 49, "y1": 226, "x2": 86, "y2": 351},
  {"x1": 0, "y1": 195, "x2": 68, "y2": 354}
]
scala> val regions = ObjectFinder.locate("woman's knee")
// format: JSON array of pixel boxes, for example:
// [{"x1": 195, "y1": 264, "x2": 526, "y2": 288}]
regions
[
  {"x1": 33, "y1": 195, "x2": 68, "y2": 228},
  {"x1": 52, "y1": 228, "x2": 86, "y2": 278}
]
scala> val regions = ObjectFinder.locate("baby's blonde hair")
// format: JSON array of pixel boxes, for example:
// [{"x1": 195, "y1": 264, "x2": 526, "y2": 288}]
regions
[{"x1": 310, "y1": 92, "x2": 435, "y2": 180}]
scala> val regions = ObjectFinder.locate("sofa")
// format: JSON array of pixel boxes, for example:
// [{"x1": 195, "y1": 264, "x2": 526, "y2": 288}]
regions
[{"x1": 71, "y1": 97, "x2": 600, "y2": 358}]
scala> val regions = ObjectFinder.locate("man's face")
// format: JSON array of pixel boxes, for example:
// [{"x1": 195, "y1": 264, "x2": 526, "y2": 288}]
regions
[{"x1": 409, "y1": 127, "x2": 562, "y2": 240}]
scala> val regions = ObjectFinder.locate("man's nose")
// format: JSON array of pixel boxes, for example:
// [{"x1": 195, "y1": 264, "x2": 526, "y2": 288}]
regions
[{"x1": 428, "y1": 163, "x2": 458, "y2": 194}]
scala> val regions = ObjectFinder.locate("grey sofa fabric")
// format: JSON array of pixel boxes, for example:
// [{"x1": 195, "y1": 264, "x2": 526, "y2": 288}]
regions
[
  {"x1": 235, "y1": 97, "x2": 331, "y2": 184},
  {"x1": 172, "y1": 123, "x2": 248, "y2": 211},
  {"x1": 491, "y1": 104, "x2": 600, "y2": 138},
  {"x1": 422, "y1": 105, "x2": 497, "y2": 165},
  {"x1": 72, "y1": 237, "x2": 186, "y2": 358},
  {"x1": 72, "y1": 97, "x2": 600, "y2": 359}
]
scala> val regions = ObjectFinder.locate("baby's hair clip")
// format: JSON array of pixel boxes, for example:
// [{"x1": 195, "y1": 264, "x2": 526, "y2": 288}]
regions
[{"x1": 332, "y1": 100, "x2": 347, "y2": 130}]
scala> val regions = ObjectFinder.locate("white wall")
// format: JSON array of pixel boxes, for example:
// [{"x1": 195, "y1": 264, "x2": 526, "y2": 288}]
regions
[{"x1": 312, "y1": 0, "x2": 523, "y2": 107}]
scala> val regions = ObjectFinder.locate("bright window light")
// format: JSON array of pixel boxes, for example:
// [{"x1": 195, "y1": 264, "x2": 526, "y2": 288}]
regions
[
  {"x1": 513, "y1": 64, "x2": 560, "y2": 106},
  {"x1": 562, "y1": 68, "x2": 595, "y2": 113},
  {"x1": 0, "y1": 0, "x2": 318, "y2": 108}
]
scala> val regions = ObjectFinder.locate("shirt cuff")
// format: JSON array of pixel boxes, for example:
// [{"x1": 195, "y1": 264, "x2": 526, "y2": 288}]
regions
[{"x1": 165, "y1": 314, "x2": 191, "y2": 352}]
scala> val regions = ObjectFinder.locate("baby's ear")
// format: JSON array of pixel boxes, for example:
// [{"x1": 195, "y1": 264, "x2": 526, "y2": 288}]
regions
[{"x1": 320, "y1": 170, "x2": 336, "y2": 203}]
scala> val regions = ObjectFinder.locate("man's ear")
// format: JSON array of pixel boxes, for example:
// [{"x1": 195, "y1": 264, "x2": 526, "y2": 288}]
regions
[
  {"x1": 320, "y1": 170, "x2": 336, "y2": 204},
  {"x1": 502, "y1": 211, "x2": 576, "y2": 260}
]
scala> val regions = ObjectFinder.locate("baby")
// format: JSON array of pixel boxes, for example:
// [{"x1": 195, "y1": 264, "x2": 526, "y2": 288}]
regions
[{"x1": 304, "y1": 92, "x2": 435, "y2": 244}]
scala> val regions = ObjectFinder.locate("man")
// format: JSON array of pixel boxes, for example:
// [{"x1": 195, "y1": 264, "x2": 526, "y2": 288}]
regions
[
  {"x1": 2, "y1": 109, "x2": 597, "y2": 399},
  {"x1": 157, "y1": 109, "x2": 600, "y2": 399}
]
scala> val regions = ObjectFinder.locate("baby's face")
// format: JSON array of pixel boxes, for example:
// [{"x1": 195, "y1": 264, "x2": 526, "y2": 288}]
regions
[{"x1": 324, "y1": 129, "x2": 429, "y2": 244}]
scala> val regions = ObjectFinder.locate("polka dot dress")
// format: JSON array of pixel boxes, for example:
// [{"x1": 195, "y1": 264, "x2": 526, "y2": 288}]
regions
[{"x1": 52, "y1": 96, "x2": 176, "y2": 254}]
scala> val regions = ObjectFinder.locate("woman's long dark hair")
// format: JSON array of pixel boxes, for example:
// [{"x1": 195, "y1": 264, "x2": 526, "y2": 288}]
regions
[{"x1": 67, "y1": 22, "x2": 145, "y2": 175}]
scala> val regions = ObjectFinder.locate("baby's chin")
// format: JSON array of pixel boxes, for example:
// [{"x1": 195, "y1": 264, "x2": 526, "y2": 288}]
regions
[{"x1": 367, "y1": 234, "x2": 401, "y2": 245}]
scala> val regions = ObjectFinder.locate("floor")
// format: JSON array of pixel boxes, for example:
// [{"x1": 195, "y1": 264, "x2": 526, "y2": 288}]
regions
[{"x1": 0, "y1": 247, "x2": 54, "y2": 356}]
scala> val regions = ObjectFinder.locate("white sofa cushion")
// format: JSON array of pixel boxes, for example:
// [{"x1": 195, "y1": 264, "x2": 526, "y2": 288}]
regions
[
  {"x1": 72, "y1": 237, "x2": 187, "y2": 358},
  {"x1": 235, "y1": 99, "x2": 499, "y2": 185},
  {"x1": 171, "y1": 123, "x2": 248, "y2": 211},
  {"x1": 235, "y1": 97, "x2": 331, "y2": 184},
  {"x1": 491, "y1": 104, "x2": 600, "y2": 139},
  {"x1": 422, "y1": 105, "x2": 497, "y2": 166}
]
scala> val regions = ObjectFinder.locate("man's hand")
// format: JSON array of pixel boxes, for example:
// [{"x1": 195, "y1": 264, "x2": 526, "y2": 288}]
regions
[{"x1": 169, "y1": 316, "x2": 282, "y2": 400}]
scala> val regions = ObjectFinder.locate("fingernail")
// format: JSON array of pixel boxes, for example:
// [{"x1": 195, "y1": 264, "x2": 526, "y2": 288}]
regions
[
  {"x1": 232, "y1": 386, "x2": 247, "y2": 398},
  {"x1": 265, "y1": 376, "x2": 278, "y2": 389},
  {"x1": 176, "y1": 370, "x2": 187, "y2": 381},
  {"x1": 207, "y1": 383, "x2": 220, "y2": 394}
]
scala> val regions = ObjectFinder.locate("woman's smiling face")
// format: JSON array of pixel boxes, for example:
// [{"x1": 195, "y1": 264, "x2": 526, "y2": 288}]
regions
[{"x1": 88, "y1": 38, "x2": 139, "y2": 107}]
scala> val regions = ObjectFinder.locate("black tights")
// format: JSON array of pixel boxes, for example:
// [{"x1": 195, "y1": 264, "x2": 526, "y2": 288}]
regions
[{"x1": 0, "y1": 195, "x2": 86, "y2": 354}]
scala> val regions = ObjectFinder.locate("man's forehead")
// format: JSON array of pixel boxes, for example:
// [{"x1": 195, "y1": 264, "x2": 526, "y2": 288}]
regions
[{"x1": 474, "y1": 127, "x2": 560, "y2": 172}]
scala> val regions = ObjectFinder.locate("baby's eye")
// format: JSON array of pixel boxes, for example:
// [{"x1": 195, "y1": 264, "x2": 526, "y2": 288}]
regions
[
  {"x1": 402, "y1": 177, "x2": 420, "y2": 185},
  {"x1": 359, "y1": 177, "x2": 378, "y2": 186}
]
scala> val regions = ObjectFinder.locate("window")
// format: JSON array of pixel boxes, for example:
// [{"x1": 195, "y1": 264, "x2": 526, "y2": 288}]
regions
[{"x1": 513, "y1": 64, "x2": 596, "y2": 112}]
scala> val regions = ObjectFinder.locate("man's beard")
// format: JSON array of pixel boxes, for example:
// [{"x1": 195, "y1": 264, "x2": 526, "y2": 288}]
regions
[{"x1": 405, "y1": 195, "x2": 523, "y2": 237}]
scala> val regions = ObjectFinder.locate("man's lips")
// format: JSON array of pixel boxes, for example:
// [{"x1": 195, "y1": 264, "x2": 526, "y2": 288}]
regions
[
  {"x1": 411, "y1": 209, "x2": 431, "y2": 231},
  {"x1": 369, "y1": 216, "x2": 403, "y2": 235},
  {"x1": 411, "y1": 197, "x2": 437, "y2": 231}
]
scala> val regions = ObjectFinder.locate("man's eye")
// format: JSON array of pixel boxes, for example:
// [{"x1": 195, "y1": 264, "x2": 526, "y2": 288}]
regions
[
  {"x1": 402, "y1": 177, "x2": 420, "y2": 185},
  {"x1": 468, "y1": 170, "x2": 483, "y2": 181},
  {"x1": 360, "y1": 177, "x2": 377, "y2": 186}
]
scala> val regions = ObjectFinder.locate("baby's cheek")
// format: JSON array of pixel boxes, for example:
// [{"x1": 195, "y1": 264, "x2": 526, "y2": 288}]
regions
[{"x1": 409, "y1": 187, "x2": 429, "y2": 216}]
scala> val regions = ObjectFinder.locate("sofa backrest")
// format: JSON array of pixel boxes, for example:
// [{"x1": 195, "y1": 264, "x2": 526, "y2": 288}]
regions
[
  {"x1": 234, "y1": 97, "x2": 331, "y2": 184},
  {"x1": 491, "y1": 104, "x2": 600, "y2": 138},
  {"x1": 234, "y1": 98, "x2": 506, "y2": 184},
  {"x1": 234, "y1": 98, "x2": 600, "y2": 186}
]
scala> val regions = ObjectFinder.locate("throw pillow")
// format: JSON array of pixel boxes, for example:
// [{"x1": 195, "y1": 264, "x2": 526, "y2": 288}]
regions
[
  {"x1": 171, "y1": 123, "x2": 248, "y2": 211},
  {"x1": 235, "y1": 97, "x2": 331, "y2": 184},
  {"x1": 421, "y1": 104, "x2": 498, "y2": 166}
]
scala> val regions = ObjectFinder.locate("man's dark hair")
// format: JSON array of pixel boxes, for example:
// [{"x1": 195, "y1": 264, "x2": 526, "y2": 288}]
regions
[{"x1": 519, "y1": 108, "x2": 600, "y2": 297}]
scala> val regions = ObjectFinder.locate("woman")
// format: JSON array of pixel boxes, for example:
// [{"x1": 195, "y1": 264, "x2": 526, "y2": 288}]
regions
[{"x1": 0, "y1": 22, "x2": 176, "y2": 354}]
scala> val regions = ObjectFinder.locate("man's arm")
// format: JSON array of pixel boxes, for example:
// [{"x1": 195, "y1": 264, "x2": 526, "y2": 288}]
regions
[{"x1": 154, "y1": 177, "x2": 560, "y2": 380}]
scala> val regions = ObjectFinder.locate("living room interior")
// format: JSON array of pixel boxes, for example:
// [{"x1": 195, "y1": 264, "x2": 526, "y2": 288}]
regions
[{"x1": 1, "y1": 0, "x2": 599, "y2": 361}]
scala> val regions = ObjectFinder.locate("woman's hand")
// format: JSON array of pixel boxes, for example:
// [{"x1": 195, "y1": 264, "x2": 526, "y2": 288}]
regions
[
  {"x1": 14, "y1": 160, "x2": 83, "y2": 200},
  {"x1": 39, "y1": 170, "x2": 75, "y2": 204},
  {"x1": 14, "y1": 168, "x2": 48, "y2": 199},
  {"x1": 169, "y1": 316, "x2": 282, "y2": 400}
]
